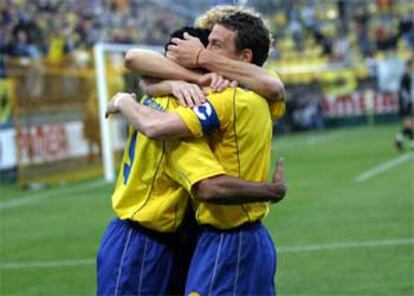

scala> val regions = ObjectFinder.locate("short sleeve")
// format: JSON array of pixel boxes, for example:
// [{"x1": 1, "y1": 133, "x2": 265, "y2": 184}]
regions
[
  {"x1": 173, "y1": 88, "x2": 234, "y2": 137},
  {"x1": 269, "y1": 101, "x2": 286, "y2": 120},
  {"x1": 266, "y1": 70, "x2": 286, "y2": 120},
  {"x1": 165, "y1": 138, "x2": 226, "y2": 197}
]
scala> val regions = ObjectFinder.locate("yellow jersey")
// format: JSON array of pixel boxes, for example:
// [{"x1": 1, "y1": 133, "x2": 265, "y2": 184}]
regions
[
  {"x1": 268, "y1": 70, "x2": 286, "y2": 120},
  {"x1": 172, "y1": 87, "x2": 285, "y2": 229},
  {"x1": 112, "y1": 95, "x2": 225, "y2": 232}
]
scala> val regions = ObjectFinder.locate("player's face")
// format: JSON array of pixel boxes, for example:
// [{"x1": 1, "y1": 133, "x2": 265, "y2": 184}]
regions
[{"x1": 207, "y1": 24, "x2": 241, "y2": 61}]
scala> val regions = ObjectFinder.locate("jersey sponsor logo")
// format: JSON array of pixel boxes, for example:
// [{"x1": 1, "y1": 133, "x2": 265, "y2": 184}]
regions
[
  {"x1": 193, "y1": 101, "x2": 220, "y2": 134},
  {"x1": 142, "y1": 96, "x2": 165, "y2": 112}
]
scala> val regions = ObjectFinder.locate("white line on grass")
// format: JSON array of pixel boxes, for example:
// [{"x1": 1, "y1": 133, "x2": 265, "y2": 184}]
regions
[
  {"x1": 0, "y1": 259, "x2": 94, "y2": 269},
  {"x1": 274, "y1": 133, "x2": 342, "y2": 150},
  {"x1": 355, "y1": 154, "x2": 413, "y2": 182},
  {"x1": 278, "y1": 238, "x2": 414, "y2": 253},
  {"x1": 1, "y1": 238, "x2": 413, "y2": 270},
  {"x1": 0, "y1": 180, "x2": 108, "y2": 210}
]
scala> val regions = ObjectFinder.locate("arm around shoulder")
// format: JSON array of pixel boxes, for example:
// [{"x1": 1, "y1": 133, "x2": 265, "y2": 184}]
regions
[
  {"x1": 198, "y1": 49, "x2": 286, "y2": 101},
  {"x1": 124, "y1": 48, "x2": 201, "y2": 83}
]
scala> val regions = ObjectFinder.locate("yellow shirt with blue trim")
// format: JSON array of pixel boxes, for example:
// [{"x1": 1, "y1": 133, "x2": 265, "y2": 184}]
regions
[
  {"x1": 172, "y1": 87, "x2": 284, "y2": 229},
  {"x1": 112, "y1": 95, "x2": 226, "y2": 232}
]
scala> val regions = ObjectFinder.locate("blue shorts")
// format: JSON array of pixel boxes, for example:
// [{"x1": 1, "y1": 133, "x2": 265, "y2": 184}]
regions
[
  {"x1": 185, "y1": 221, "x2": 277, "y2": 296},
  {"x1": 97, "y1": 218, "x2": 175, "y2": 295}
]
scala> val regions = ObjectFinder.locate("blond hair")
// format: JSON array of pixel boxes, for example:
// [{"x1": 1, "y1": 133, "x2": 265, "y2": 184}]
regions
[{"x1": 195, "y1": 5, "x2": 260, "y2": 30}]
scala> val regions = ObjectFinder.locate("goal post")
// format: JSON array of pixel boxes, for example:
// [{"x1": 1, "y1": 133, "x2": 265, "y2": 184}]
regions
[{"x1": 93, "y1": 43, "x2": 163, "y2": 182}]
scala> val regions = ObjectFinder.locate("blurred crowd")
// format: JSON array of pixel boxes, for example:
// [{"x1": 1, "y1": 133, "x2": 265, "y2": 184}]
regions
[
  {"x1": 1, "y1": 0, "x2": 413, "y2": 62},
  {"x1": 1, "y1": 0, "x2": 413, "y2": 134},
  {"x1": 265, "y1": 0, "x2": 413, "y2": 64},
  {"x1": 0, "y1": 0, "x2": 186, "y2": 62}
]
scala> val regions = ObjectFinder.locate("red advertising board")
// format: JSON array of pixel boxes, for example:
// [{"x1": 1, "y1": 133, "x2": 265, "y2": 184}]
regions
[{"x1": 17, "y1": 124, "x2": 68, "y2": 164}]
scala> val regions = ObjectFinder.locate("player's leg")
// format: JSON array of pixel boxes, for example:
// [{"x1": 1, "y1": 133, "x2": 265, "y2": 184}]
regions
[
  {"x1": 97, "y1": 218, "x2": 174, "y2": 295},
  {"x1": 185, "y1": 222, "x2": 277, "y2": 296}
]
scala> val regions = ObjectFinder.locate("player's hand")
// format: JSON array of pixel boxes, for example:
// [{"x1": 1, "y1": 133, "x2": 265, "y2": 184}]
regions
[
  {"x1": 105, "y1": 92, "x2": 136, "y2": 118},
  {"x1": 167, "y1": 80, "x2": 206, "y2": 107},
  {"x1": 198, "y1": 73, "x2": 233, "y2": 93},
  {"x1": 271, "y1": 157, "x2": 287, "y2": 203},
  {"x1": 167, "y1": 32, "x2": 205, "y2": 68}
]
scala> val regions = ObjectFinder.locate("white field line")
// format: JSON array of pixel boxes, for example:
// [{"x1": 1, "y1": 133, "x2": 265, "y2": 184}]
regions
[
  {"x1": 1, "y1": 238, "x2": 413, "y2": 270},
  {"x1": 0, "y1": 259, "x2": 94, "y2": 269},
  {"x1": 278, "y1": 238, "x2": 414, "y2": 253},
  {"x1": 0, "y1": 180, "x2": 108, "y2": 210},
  {"x1": 274, "y1": 133, "x2": 342, "y2": 150},
  {"x1": 355, "y1": 154, "x2": 413, "y2": 182}
]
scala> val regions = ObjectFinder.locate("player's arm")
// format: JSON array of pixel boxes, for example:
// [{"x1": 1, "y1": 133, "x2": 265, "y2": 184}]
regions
[
  {"x1": 127, "y1": 50, "x2": 233, "y2": 106},
  {"x1": 195, "y1": 158, "x2": 287, "y2": 204},
  {"x1": 125, "y1": 48, "x2": 229, "y2": 90},
  {"x1": 139, "y1": 77, "x2": 173, "y2": 97},
  {"x1": 140, "y1": 77, "x2": 226, "y2": 108},
  {"x1": 106, "y1": 91, "x2": 226, "y2": 139},
  {"x1": 197, "y1": 50, "x2": 285, "y2": 101},
  {"x1": 106, "y1": 93, "x2": 191, "y2": 139},
  {"x1": 166, "y1": 138, "x2": 286, "y2": 204},
  {"x1": 168, "y1": 33, "x2": 286, "y2": 101},
  {"x1": 140, "y1": 77, "x2": 205, "y2": 107},
  {"x1": 124, "y1": 49, "x2": 202, "y2": 83}
]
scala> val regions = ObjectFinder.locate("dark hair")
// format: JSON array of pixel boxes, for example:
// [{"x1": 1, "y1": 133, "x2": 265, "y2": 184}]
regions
[
  {"x1": 164, "y1": 26, "x2": 211, "y2": 53},
  {"x1": 216, "y1": 12, "x2": 270, "y2": 66}
]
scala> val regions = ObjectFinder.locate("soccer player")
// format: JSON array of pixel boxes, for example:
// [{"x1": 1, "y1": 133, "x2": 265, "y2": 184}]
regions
[
  {"x1": 394, "y1": 59, "x2": 413, "y2": 150},
  {"x1": 124, "y1": 8, "x2": 285, "y2": 105},
  {"x1": 97, "y1": 26, "x2": 286, "y2": 296},
  {"x1": 108, "y1": 11, "x2": 284, "y2": 295},
  {"x1": 194, "y1": 4, "x2": 257, "y2": 30}
]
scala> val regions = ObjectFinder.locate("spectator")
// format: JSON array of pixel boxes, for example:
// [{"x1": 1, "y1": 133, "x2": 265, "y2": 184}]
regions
[
  {"x1": 301, "y1": 4, "x2": 316, "y2": 31},
  {"x1": 398, "y1": 10, "x2": 414, "y2": 48},
  {"x1": 289, "y1": 16, "x2": 304, "y2": 52},
  {"x1": 394, "y1": 59, "x2": 414, "y2": 151},
  {"x1": 9, "y1": 29, "x2": 41, "y2": 58}
]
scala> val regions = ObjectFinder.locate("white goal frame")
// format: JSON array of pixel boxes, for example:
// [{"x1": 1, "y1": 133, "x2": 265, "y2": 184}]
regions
[{"x1": 93, "y1": 43, "x2": 163, "y2": 182}]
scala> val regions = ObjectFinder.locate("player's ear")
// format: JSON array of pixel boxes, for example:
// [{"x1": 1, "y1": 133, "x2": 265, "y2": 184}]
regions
[{"x1": 238, "y1": 48, "x2": 253, "y2": 64}]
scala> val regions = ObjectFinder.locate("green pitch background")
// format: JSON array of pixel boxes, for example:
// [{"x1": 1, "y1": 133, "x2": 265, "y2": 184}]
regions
[{"x1": 1, "y1": 123, "x2": 413, "y2": 295}]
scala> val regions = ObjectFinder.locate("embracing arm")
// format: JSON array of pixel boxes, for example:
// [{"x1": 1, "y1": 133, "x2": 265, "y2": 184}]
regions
[
  {"x1": 139, "y1": 77, "x2": 173, "y2": 97},
  {"x1": 124, "y1": 49, "x2": 201, "y2": 83},
  {"x1": 106, "y1": 93, "x2": 191, "y2": 139},
  {"x1": 168, "y1": 33, "x2": 286, "y2": 101},
  {"x1": 126, "y1": 50, "x2": 232, "y2": 106},
  {"x1": 198, "y1": 50, "x2": 285, "y2": 101},
  {"x1": 140, "y1": 77, "x2": 210, "y2": 107},
  {"x1": 194, "y1": 158, "x2": 287, "y2": 204}
]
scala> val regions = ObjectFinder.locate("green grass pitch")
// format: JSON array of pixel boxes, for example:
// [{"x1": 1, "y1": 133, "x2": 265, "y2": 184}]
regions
[{"x1": 1, "y1": 123, "x2": 413, "y2": 295}]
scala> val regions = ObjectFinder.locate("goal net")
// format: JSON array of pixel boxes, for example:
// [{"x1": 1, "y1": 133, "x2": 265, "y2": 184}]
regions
[{"x1": 7, "y1": 43, "x2": 162, "y2": 186}]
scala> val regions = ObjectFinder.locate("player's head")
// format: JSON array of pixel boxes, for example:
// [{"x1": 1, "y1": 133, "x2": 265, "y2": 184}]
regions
[
  {"x1": 164, "y1": 26, "x2": 211, "y2": 54},
  {"x1": 195, "y1": 5, "x2": 259, "y2": 30},
  {"x1": 206, "y1": 11, "x2": 270, "y2": 66}
]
